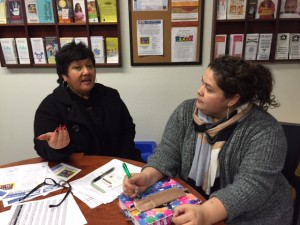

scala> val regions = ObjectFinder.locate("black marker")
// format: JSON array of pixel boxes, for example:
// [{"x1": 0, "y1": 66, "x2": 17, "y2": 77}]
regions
[{"x1": 92, "y1": 167, "x2": 115, "y2": 183}]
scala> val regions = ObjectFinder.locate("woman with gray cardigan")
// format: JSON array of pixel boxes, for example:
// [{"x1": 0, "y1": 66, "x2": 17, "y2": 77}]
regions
[{"x1": 123, "y1": 56, "x2": 293, "y2": 225}]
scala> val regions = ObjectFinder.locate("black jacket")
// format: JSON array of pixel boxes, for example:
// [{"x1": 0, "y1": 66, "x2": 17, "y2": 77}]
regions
[{"x1": 34, "y1": 83, "x2": 142, "y2": 162}]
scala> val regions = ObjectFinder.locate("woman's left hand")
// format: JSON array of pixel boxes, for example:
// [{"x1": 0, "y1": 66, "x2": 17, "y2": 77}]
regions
[
  {"x1": 172, "y1": 204, "x2": 209, "y2": 225},
  {"x1": 172, "y1": 197, "x2": 227, "y2": 225},
  {"x1": 37, "y1": 124, "x2": 70, "y2": 150}
]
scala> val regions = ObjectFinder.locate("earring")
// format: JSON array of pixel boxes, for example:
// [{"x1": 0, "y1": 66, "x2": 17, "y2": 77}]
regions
[
  {"x1": 62, "y1": 80, "x2": 68, "y2": 88},
  {"x1": 227, "y1": 107, "x2": 230, "y2": 120}
]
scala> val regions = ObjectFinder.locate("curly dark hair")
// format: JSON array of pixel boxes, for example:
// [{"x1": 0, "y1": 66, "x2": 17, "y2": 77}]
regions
[
  {"x1": 208, "y1": 56, "x2": 279, "y2": 111},
  {"x1": 55, "y1": 41, "x2": 95, "y2": 84}
]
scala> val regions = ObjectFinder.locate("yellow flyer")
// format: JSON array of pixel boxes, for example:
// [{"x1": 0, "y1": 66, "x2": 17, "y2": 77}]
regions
[{"x1": 97, "y1": 0, "x2": 117, "y2": 22}]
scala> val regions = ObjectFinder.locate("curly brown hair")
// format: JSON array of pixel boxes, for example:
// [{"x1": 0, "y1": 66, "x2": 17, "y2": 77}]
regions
[{"x1": 208, "y1": 56, "x2": 280, "y2": 111}]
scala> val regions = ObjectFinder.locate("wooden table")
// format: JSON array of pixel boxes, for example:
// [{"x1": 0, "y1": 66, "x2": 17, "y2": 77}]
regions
[{"x1": 0, "y1": 153, "x2": 225, "y2": 225}]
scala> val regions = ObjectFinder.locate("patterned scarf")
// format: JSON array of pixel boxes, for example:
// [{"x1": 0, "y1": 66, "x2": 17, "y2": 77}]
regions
[{"x1": 188, "y1": 103, "x2": 252, "y2": 195}]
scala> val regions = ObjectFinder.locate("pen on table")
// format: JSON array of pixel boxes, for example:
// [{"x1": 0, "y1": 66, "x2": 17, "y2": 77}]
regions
[{"x1": 92, "y1": 167, "x2": 115, "y2": 183}]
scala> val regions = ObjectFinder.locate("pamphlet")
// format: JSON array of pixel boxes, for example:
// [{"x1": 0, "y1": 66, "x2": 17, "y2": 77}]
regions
[
  {"x1": 97, "y1": 0, "x2": 117, "y2": 22},
  {"x1": 51, "y1": 163, "x2": 81, "y2": 181}
]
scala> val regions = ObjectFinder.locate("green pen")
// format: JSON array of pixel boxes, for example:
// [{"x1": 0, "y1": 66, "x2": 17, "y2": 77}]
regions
[
  {"x1": 122, "y1": 162, "x2": 141, "y2": 199},
  {"x1": 122, "y1": 162, "x2": 132, "y2": 179}
]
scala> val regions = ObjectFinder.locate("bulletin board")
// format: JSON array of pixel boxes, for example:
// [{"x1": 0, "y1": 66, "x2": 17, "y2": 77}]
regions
[{"x1": 128, "y1": 0, "x2": 204, "y2": 66}]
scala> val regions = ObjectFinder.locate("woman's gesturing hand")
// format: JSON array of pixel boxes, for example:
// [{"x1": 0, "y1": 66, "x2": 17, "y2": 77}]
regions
[{"x1": 37, "y1": 124, "x2": 70, "y2": 150}]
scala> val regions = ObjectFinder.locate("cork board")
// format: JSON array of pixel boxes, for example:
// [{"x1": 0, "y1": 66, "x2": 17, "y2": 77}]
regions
[{"x1": 128, "y1": 0, "x2": 204, "y2": 66}]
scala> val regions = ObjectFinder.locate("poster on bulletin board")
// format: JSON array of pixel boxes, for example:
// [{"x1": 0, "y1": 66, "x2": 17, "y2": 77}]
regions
[{"x1": 128, "y1": 0, "x2": 204, "y2": 66}]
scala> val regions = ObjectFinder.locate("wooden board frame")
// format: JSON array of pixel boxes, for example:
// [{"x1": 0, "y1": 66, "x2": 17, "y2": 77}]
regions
[{"x1": 128, "y1": 0, "x2": 204, "y2": 66}]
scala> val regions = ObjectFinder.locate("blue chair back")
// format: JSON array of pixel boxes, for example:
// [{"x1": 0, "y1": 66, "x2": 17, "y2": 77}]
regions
[{"x1": 135, "y1": 141, "x2": 156, "y2": 162}]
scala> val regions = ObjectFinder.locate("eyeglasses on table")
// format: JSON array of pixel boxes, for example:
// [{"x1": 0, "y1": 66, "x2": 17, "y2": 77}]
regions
[{"x1": 19, "y1": 178, "x2": 72, "y2": 208}]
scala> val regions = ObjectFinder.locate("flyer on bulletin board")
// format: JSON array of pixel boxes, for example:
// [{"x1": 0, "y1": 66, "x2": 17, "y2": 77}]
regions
[
  {"x1": 133, "y1": 0, "x2": 168, "y2": 11},
  {"x1": 137, "y1": 19, "x2": 163, "y2": 56}
]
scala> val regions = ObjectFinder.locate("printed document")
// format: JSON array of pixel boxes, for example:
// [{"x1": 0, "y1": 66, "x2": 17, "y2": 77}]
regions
[
  {"x1": 0, "y1": 162, "x2": 58, "y2": 207},
  {"x1": 133, "y1": 0, "x2": 168, "y2": 11},
  {"x1": 7, "y1": 193, "x2": 86, "y2": 225},
  {"x1": 137, "y1": 20, "x2": 163, "y2": 56},
  {"x1": 171, "y1": 26, "x2": 198, "y2": 62}
]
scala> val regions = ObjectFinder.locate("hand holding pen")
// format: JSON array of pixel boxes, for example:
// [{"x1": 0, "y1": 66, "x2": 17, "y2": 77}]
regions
[
  {"x1": 122, "y1": 165, "x2": 164, "y2": 198},
  {"x1": 37, "y1": 124, "x2": 70, "y2": 150},
  {"x1": 122, "y1": 163, "x2": 147, "y2": 198}
]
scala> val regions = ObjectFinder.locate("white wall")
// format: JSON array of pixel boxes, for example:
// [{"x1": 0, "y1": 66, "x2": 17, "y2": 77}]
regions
[{"x1": 1, "y1": 1, "x2": 300, "y2": 165}]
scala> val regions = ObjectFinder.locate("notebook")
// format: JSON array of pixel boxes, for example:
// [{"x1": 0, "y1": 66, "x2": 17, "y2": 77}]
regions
[{"x1": 118, "y1": 177, "x2": 202, "y2": 225}]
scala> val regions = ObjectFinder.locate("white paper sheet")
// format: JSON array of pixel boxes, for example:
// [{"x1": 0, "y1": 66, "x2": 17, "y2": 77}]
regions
[
  {"x1": 0, "y1": 162, "x2": 59, "y2": 207},
  {"x1": 8, "y1": 193, "x2": 86, "y2": 225},
  {"x1": 137, "y1": 20, "x2": 164, "y2": 56},
  {"x1": 70, "y1": 159, "x2": 141, "y2": 208}
]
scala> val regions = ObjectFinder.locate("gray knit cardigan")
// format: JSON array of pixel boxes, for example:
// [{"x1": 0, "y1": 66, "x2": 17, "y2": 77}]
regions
[{"x1": 146, "y1": 99, "x2": 294, "y2": 225}]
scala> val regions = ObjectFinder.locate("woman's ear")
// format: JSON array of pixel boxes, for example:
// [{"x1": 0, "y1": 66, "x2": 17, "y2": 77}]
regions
[
  {"x1": 62, "y1": 74, "x2": 67, "y2": 82},
  {"x1": 228, "y1": 94, "x2": 240, "y2": 107}
]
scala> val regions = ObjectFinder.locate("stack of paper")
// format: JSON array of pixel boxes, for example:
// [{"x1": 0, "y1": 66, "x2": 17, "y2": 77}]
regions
[
  {"x1": 70, "y1": 159, "x2": 141, "y2": 208},
  {"x1": 0, "y1": 162, "x2": 86, "y2": 225},
  {"x1": 0, "y1": 162, "x2": 58, "y2": 207}
]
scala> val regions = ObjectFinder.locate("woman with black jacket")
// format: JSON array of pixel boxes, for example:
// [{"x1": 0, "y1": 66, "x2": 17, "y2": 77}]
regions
[{"x1": 34, "y1": 42, "x2": 142, "y2": 162}]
